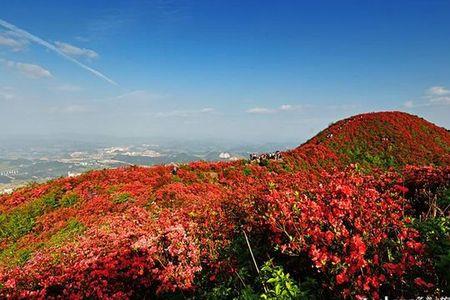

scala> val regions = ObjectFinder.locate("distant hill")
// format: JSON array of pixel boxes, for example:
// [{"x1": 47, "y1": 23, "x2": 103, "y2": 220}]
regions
[
  {"x1": 282, "y1": 111, "x2": 450, "y2": 171},
  {"x1": 0, "y1": 111, "x2": 449, "y2": 299}
]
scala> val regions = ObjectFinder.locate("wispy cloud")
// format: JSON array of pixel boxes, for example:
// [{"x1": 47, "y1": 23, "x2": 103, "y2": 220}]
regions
[
  {"x1": 404, "y1": 86, "x2": 450, "y2": 108},
  {"x1": 3, "y1": 60, "x2": 52, "y2": 79},
  {"x1": 54, "y1": 41, "x2": 99, "y2": 59},
  {"x1": 427, "y1": 86, "x2": 450, "y2": 97},
  {"x1": 0, "y1": 31, "x2": 28, "y2": 51},
  {"x1": 246, "y1": 104, "x2": 301, "y2": 114},
  {"x1": 426, "y1": 86, "x2": 450, "y2": 105},
  {"x1": 403, "y1": 100, "x2": 414, "y2": 108},
  {"x1": 246, "y1": 107, "x2": 275, "y2": 114},
  {"x1": 156, "y1": 107, "x2": 215, "y2": 118},
  {"x1": 112, "y1": 90, "x2": 166, "y2": 102},
  {"x1": 0, "y1": 18, "x2": 118, "y2": 86}
]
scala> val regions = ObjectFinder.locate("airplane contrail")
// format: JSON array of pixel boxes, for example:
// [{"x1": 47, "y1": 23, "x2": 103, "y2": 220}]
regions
[{"x1": 0, "y1": 18, "x2": 118, "y2": 86}]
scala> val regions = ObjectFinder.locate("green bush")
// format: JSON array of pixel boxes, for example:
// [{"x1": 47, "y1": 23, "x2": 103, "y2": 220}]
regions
[
  {"x1": 243, "y1": 167, "x2": 252, "y2": 176},
  {"x1": 413, "y1": 216, "x2": 450, "y2": 292},
  {"x1": 0, "y1": 191, "x2": 62, "y2": 242},
  {"x1": 0, "y1": 243, "x2": 33, "y2": 267},
  {"x1": 61, "y1": 193, "x2": 79, "y2": 207},
  {"x1": 113, "y1": 193, "x2": 134, "y2": 204},
  {"x1": 205, "y1": 259, "x2": 314, "y2": 300},
  {"x1": 258, "y1": 260, "x2": 307, "y2": 300},
  {"x1": 49, "y1": 219, "x2": 86, "y2": 246}
]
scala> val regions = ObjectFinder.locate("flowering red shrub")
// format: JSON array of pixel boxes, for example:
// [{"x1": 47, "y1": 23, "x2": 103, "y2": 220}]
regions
[
  {"x1": 0, "y1": 112, "x2": 448, "y2": 298},
  {"x1": 264, "y1": 167, "x2": 435, "y2": 299},
  {"x1": 402, "y1": 165, "x2": 450, "y2": 217},
  {"x1": 298, "y1": 111, "x2": 450, "y2": 168}
]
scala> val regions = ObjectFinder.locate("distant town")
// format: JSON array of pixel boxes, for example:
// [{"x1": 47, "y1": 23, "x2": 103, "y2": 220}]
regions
[{"x1": 0, "y1": 137, "x2": 294, "y2": 194}]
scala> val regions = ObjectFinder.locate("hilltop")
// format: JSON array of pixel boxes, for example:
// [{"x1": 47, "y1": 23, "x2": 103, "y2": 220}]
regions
[
  {"x1": 286, "y1": 111, "x2": 450, "y2": 169},
  {"x1": 0, "y1": 111, "x2": 449, "y2": 299}
]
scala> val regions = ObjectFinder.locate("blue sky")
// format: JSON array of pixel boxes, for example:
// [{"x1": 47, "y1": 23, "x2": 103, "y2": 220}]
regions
[{"x1": 0, "y1": 0, "x2": 449, "y2": 143}]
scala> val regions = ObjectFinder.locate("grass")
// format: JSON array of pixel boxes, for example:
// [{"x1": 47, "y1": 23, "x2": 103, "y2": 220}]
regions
[
  {"x1": 0, "y1": 243, "x2": 33, "y2": 267},
  {"x1": 60, "y1": 193, "x2": 79, "y2": 207},
  {"x1": 0, "y1": 189, "x2": 64, "y2": 242},
  {"x1": 0, "y1": 218, "x2": 86, "y2": 268},
  {"x1": 113, "y1": 192, "x2": 134, "y2": 204},
  {"x1": 48, "y1": 219, "x2": 86, "y2": 247}
]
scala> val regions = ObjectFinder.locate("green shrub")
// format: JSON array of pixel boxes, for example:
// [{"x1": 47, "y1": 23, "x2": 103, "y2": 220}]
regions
[
  {"x1": 259, "y1": 260, "x2": 306, "y2": 300},
  {"x1": 0, "y1": 191, "x2": 62, "y2": 242},
  {"x1": 60, "y1": 193, "x2": 79, "y2": 207},
  {"x1": 0, "y1": 243, "x2": 33, "y2": 267},
  {"x1": 413, "y1": 216, "x2": 450, "y2": 293},
  {"x1": 243, "y1": 167, "x2": 252, "y2": 176},
  {"x1": 113, "y1": 193, "x2": 134, "y2": 204},
  {"x1": 49, "y1": 219, "x2": 86, "y2": 246}
]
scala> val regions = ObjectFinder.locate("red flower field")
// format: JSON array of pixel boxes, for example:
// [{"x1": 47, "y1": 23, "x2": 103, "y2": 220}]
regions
[{"x1": 0, "y1": 111, "x2": 449, "y2": 299}]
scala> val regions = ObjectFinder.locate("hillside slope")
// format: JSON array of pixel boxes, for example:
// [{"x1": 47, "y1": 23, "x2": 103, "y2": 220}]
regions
[
  {"x1": 286, "y1": 111, "x2": 450, "y2": 169},
  {"x1": 0, "y1": 111, "x2": 449, "y2": 299}
]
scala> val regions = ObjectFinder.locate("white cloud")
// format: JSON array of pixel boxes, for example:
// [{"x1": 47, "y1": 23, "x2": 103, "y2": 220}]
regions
[
  {"x1": 0, "y1": 31, "x2": 28, "y2": 51},
  {"x1": 403, "y1": 100, "x2": 414, "y2": 108},
  {"x1": 425, "y1": 86, "x2": 450, "y2": 105},
  {"x1": 156, "y1": 108, "x2": 215, "y2": 118},
  {"x1": 427, "y1": 86, "x2": 450, "y2": 97},
  {"x1": 246, "y1": 107, "x2": 274, "y2": 114},
  {"x1": 406, "y1": 86, "x2": 450, "y2": 108},
  {"x1": 4, "y1": 60, "x2": 52, "y2": 79},
  {"x1": 54, "y1": 41, "x2": 99, "y2": 59},
  {"x1": 247, "y1": 104, "x2": 302, "y2": 114},
  {"x1": 279, "y1": 104, "x2": 293, "y2": 111},
  {"x1": 0, "y1": 18, "x2": 117, "y2": 86}
]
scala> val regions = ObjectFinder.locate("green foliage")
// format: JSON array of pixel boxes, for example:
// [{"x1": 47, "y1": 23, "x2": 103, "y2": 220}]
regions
[
  {"x1": 243, "y1": 167, "x2": 252, "y2": 176},
  {"x1": 206, "y1": 285, "x2": 233, "y2": 299},
  {"x1": 0, "y1": 218, "x2": 84, "y2": 268},
  {"x1": 259, "y1": 260, "x2": 306, "y2": 300},
  {"x1": 113, "y1": 192, "x2": 134, "y2": 204},
  {"x1": 342, "y1": 145, "x2": 396, "y2": 168},
  {"x1": 49, "y1": 219, "x2": 86, "y2": 247},
  {"x1": 61, "y1": 193, "x2": 79, "y2": 207},
  {"x1": 42, "y1": 192, "x2": 59, "y2": 208},
  {"x1": 413, "y1": 216, "x2": 450, "y2": 293},
  {"x1": 268, "y1": 182, "x2": 277, "y2": 190},
  {"x1": 205, "y1": 259, "x2": 313, "y2": 300},
  {"x1": 172, "y1": 175, "x2": 182, "y2": 182},
  {"x1": 0, "y1": 191, "x2": 61, "y2": 242},
  {"x1": 0, "y1": 243, "x2": 33, "y2": 267},
  {"x1": 281, "y1": 163, "x2": 292, "y2": 172},
  {"x1": 437, "y1": 188, "x2": 450, "y2": 210}
]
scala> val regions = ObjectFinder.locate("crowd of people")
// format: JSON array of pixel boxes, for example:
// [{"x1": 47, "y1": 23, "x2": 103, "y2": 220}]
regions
[
  {"x1": 166, "y1": 151, "x2": 283, "y2": 174},
  {"x1": 249, "y1": 151, "x2": 282, "y2": 164}
]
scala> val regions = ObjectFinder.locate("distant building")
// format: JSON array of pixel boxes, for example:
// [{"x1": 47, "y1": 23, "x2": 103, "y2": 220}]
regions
[
  {"x1": 219, "y1": 152, "x2": 231, "y2": 159},
  {"x1": 68, "y1": 171, "x2": 82, "y2": 178},
  {"x1": 0, "y1": 188, "x2": 13, "y2": 195}
]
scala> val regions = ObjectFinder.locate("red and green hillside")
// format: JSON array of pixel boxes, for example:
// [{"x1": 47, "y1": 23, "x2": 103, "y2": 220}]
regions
[
  {"x1": 285, "y1": 111, "x2": 450, "y2": 170},
  {"x1": 0, "y1": 111, "x2": 449, "y2": 299}
]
